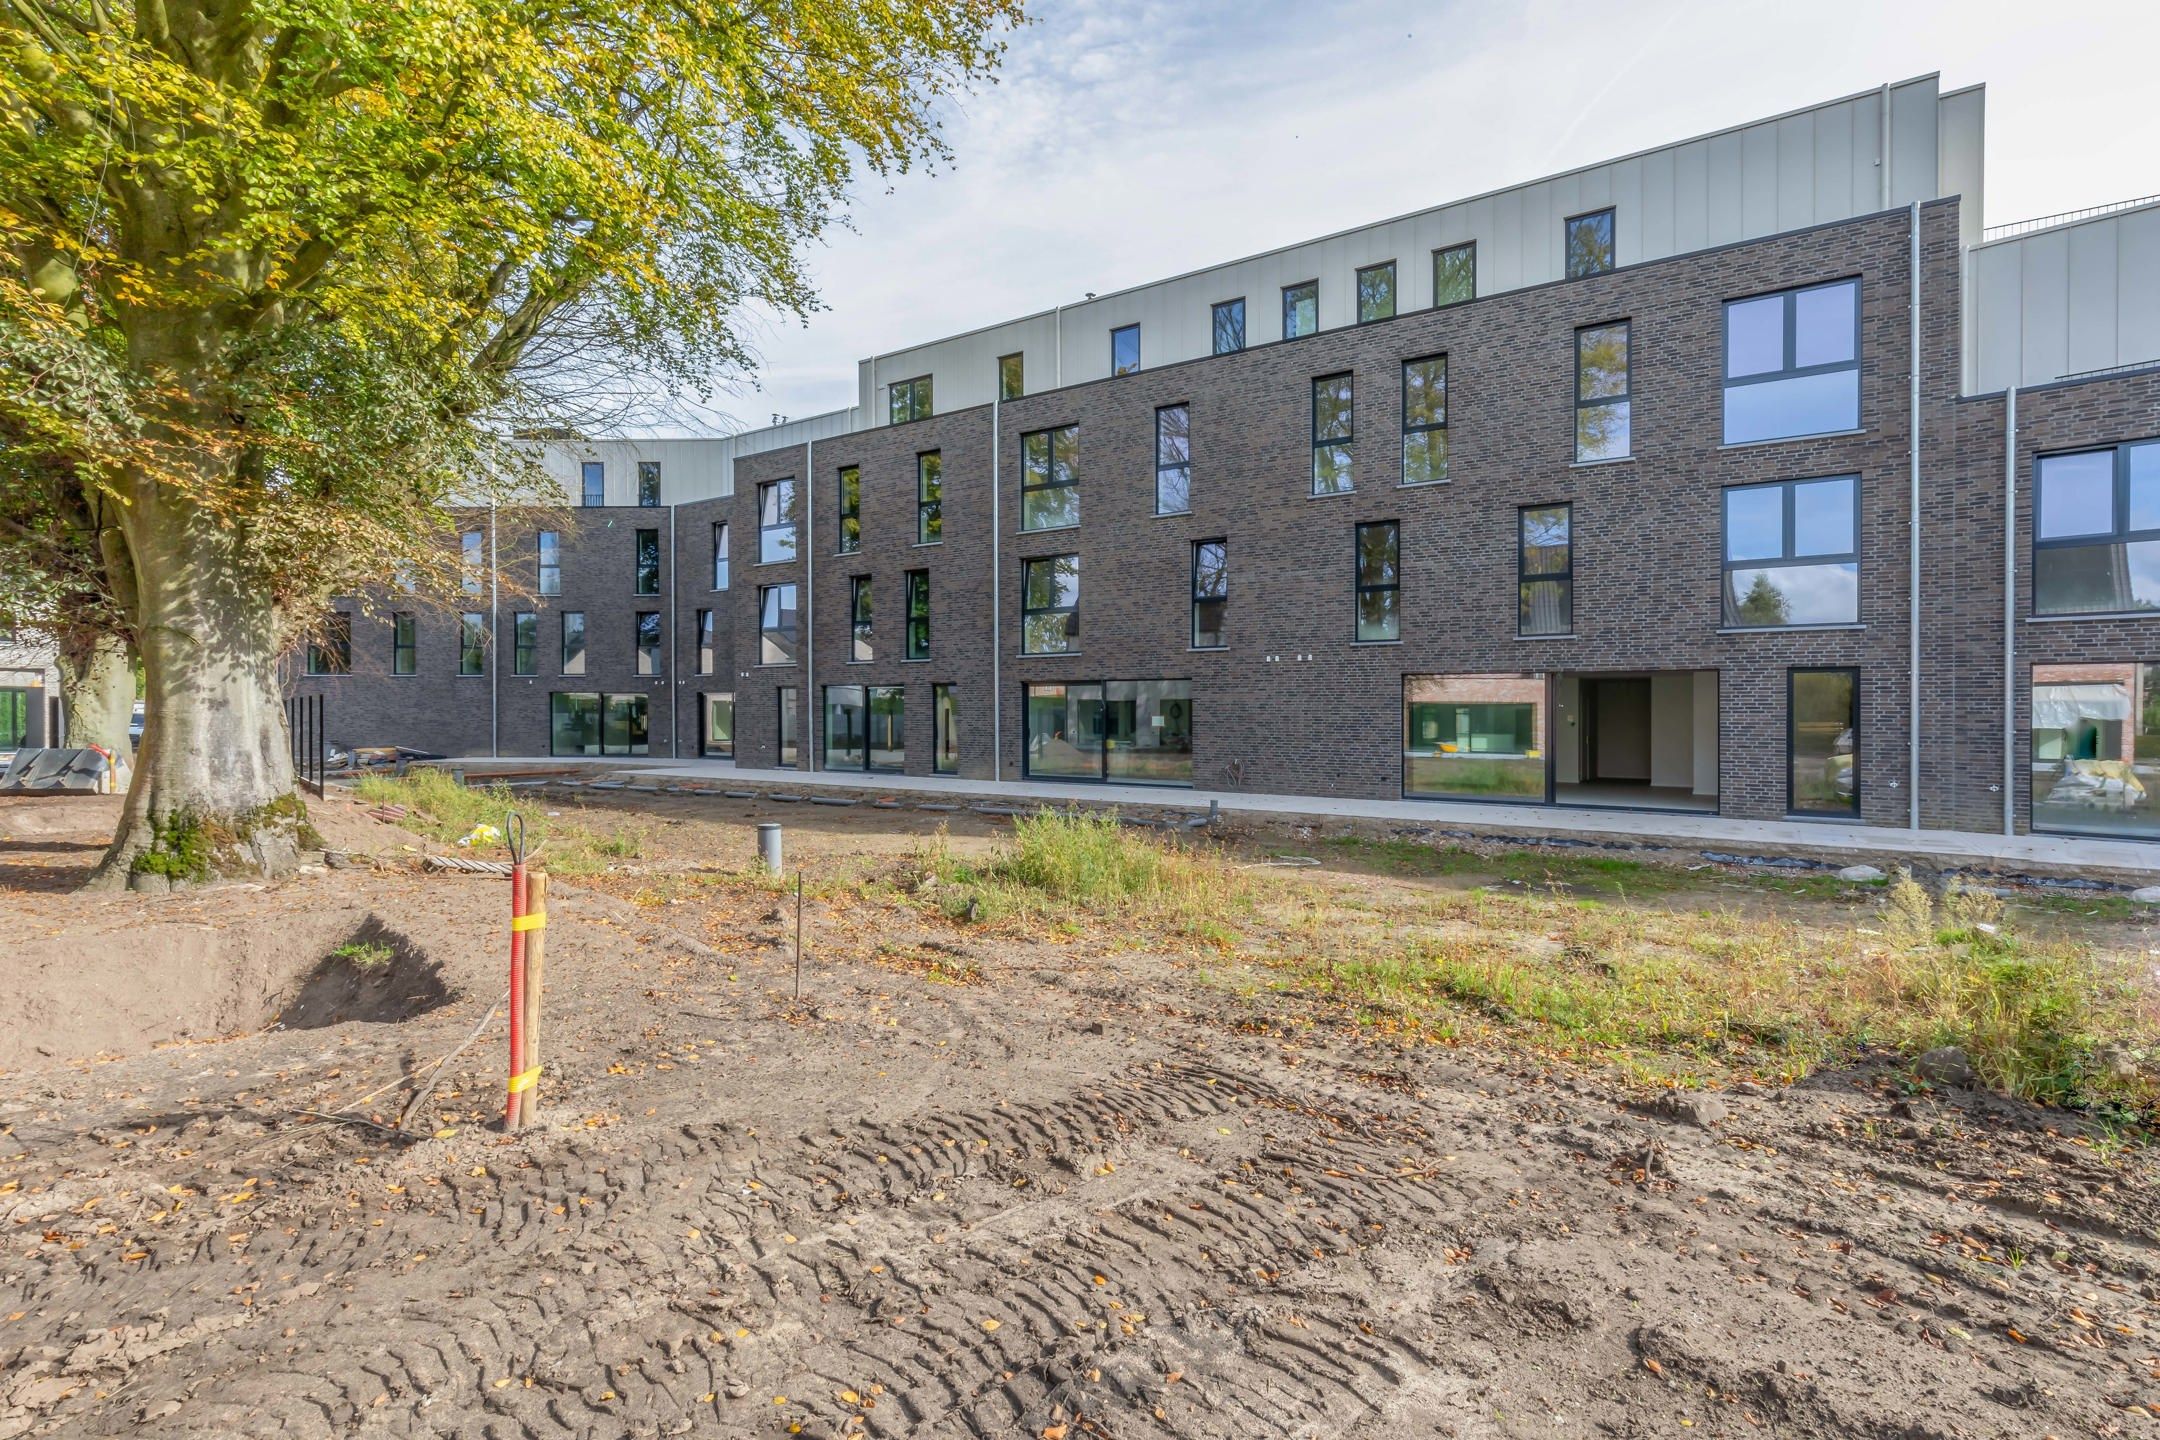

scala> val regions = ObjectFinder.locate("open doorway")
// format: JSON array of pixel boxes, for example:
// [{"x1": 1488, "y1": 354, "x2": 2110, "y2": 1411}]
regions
[{"x1": 1553, "y1": 670, "x2": 1718, "y2": 812}]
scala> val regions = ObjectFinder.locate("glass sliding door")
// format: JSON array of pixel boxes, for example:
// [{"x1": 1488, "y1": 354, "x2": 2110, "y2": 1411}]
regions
[
  {"x1": 1403, "y1": 674, "x2": 1548, "y2": 801},
  {"x1": 868, "y1": 686, "x2": 905, "y2": 772},
  {"x1": 823, "y1": 685, "x2": 868, "y2": 770},
  {"x1": 2032, "y1": 662, "x2": 2159, "y2": 838},
  {"x1": 602, "y1": 694, "x2": 649, "y2": 755},
  {"x1": 1788, "y1": 668, "x2": 1857, "y2": 816},
  {"x1": 550, "y1": 693, "x2": 601, "y2": 756},
  {"x1": 1024, "y1": 683, "x2": 1104, "y2": 780},
  {"x1": 1104, "y1": 680, "x2": 1192, "y2": 784}
]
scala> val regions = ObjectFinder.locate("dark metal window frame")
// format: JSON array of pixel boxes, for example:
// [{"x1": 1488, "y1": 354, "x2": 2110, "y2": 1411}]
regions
[
  {"x1": 548, "y1": 692, "x2": 650, "y2": 757},
  {"x1": 1020, "y1": 554, "x2": 1079, "y2": 655},
  {"x1": 634, "y1": 611, "x2": 662, "y2": 677},
  {"x1": 1355, "y1": 260, "x2": 1397, "y2": 324},
  {"x1": 1020, "y1": 425, "x2": 1080, "y2": 532},
  {"x1": 849, "y1": 574, "x2": 873, "y2": 662},
  {"x1": 905, "y1": 568, "x2": 930, "y2": 660},
  {"x1": 305, "y1": 612, "x2": 352, "y2": 675},
  {"x1": 1282, "y1": 279, "x2": 1318, "y2": 340},
  {"x1": 537, "y1": 531, "x2": 561, "y2": 595},
  {"x1": 1721, "y1": 277, "x2": 1862, "y2": 437},
  {"x1": 1788, "y1": 666, "x2": 1860, "y2": 818},
  {"x1": 1311, "y1": 371, "x2": 1354, "y2": 495},
  {"x1": 1354, "y1": 521, "x2": 1399, "y2": 642},
  {"x1": 560, "y1": 611, "x2": 586, "y2": 676},
  {"x1": 1019, "y1": 678, "x2": 1194, "y2": 788},
  {"x1": 888, "y1": 374, "x2": 932, "y2": 424},
  {"x1": 821, "y1": 682, "x2": 906, "y2": 773},
  {"x1": 916, "y1": 451, "x2": 943, "y2": 545},
  {"x1": 2031, "y1": 438, "x2": 2160, "y2": 614},
  {"x1": 1720, "y1": 474, "x2": 1861, "y2": 629},
  {"x1": 460, "y1": 530, "x2": 483, "y2": 594},
  {"x1": 580, "y1": 460, "x2": 604, "y2": 507},
  {"x1": 1574, "y1": 320, "x2": 1631, "y2": 461},
  {"x1": 695, "y1": 609, "x2": 715, "y2": 675},
  {"x1": 933, "y1": 681, "x2": 959, "y2": 774},
  {"x1": 1517, "y1": 503, "x2": 1573, "y2": 637},
  {"x1": 712, "y1": 521, "x2": 730, "y2": 590},
  {"x1": 1565, "y1": 207, "x2": 1616, "y2": 278},
  {"x1": 458, "y1": 611, "x2": 487, "y2": 676},
  {"x1": 758, "y1": 582, "x2": 798, "y2": 666},
  {"x1": 511, "y1": 611, "x2": 538, "y2": 676},
  {"x1": 636, "y1": 460, "x2": 661, "y2": 507},
  {"x1": 1191, "y1": 538, "x2": 1227, "y2": 650},
  {"x1": 777, "y1": 686, "x2": 799, "y2": 767},
  {"x1": 1432, "y1": 241, "x2": 1476, "y2": 307},
  {"x1": 634, "y1": 527, "x2": 661, "y2": 595},
  {"x1": 392, "y1": 612, "x2": 416, "y2": 675},
  {"x1": 1400, "y1": 354, "x2": 1448, "y2": 485},
  {"x1": 1154, "y1": 403, "x2": 1191, "y2": 515},
  {"x1": 998, "y1": 352, "x2": 1024, "y2": 401},
  {"x1": 1109, "y1": 323, "x2": 1141, "y2": 377},
  {"x1": 1211, "y1": 297, "x2": 1246, "y2": 355},
  {"x1": 758, "y1": 477, "x2": 797, "y2": 564},
  {"x1": 836, "y1": 464, "x2": 862, "y2": 554}
]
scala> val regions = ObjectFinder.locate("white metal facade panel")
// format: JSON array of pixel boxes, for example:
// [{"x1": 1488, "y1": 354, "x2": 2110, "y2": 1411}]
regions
[{"x1": 1970, "y1": 203, "x2": 2160, "y2": 390}]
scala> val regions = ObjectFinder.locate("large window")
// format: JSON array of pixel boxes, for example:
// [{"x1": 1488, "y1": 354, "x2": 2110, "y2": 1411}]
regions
[
  {"x1": 1575, "y1": 322, "x2": 1630, "y2": 462},
  {"x1": 695, "y1": 609, "x2": 715, "y2": 674},
  {"x1": 458, "y1": 612, "x2": 486, "y2": 675},
  {"x1": 560, "y1": 612, "x2": 586, "y2": 676},
  {"x1": 1110, "y1": 324, "x2": 1140, "y2": 376},
  {"x1": 550, "y1": 693, "x2": 648, "y2": 757},
  {"x1": 512, "y1": 612, "x2": 538, "y2": 676},
  {"x1": 1404, "y1": 674, "x2": 1547, "y2": 801},
  {"x1": 306, "y1": 613, "x2": 351, "y2": 675},
  {"x1": 1401, "y1": 356, "x2": 1448, "y2": 485},
  {"x1": 1212, "y1": 298, "x2": 1246, "y2": 355},
  {"x1": 2032, "y1": 662, "x2": 2160, "y2": 838},
  {"x1": 1021, "y1": 426, "x2": 1079, "y2": 530},
  {"x1": 538, "y1": 531, "x2": 561, "y2": 595},
  {"x1": 759, "y1": 583, "x2": 798, "y2": 665},
  {"x1": 1282, "y1": 280, "x2": 1317, "y2": 340},
  {"x1": 581, "y1": 460, "x2": 604, "y2": 507},
  {"x1": 635, "y1": 612, "x2": 662, "y2": 676},
  {"x1": 917, "y1": 452, "x2": 943, "y2": 544},
  {"x1": 849, "y1": 575, "x2": 873, "y2": 662},
  {"x1": 1518, "y1": 505, "x2": 1572, "y2": 637},
  {"x1": 1433, "y1": 242, "x2": 1475, "y2": 306},
  {"x1": 837, "y1": 465, "x2": 862, "y2": 554},
  {"x1": 889, "y1": 374, "x2": 932, "y2": 424},
  {"x1": 1024, "y1": 680, "x2": 1192, "y2": 785},
  {"x1": 758, "y1": 478, "x2": 797, "y2": 564},
  {"x1": 392, "y1": 613, "x2": 416, "y2": 675},
  {"x1": 2033, "y1": 441, "x2": 2160, "y2": 615},
  {"x1": 635, "y1": 528, "x2": 661, "y2": 595},
  {"x1": 637, "y1": 461, "x2": 661, "y2": 507},
  {"x1": 777, "y1": 687, "x2": 800, "y2": 767},
  {"x1": 934, "y1": 683, "x2": 959, "y2": 773},
  {"x1": 905, "y1": 569, "x2": 930, "y2": 660},
  {"x1": 1789, "y1": 668, "x2": 1858, "y2": 817},
  {"x1": 1722, "y1": 476, "x2": 1859, "y2": 627},
  {"x1": 702, "y1": 693, "x2": 733, "y2": 758},
  {"x1": 1723, "y1": 279, "x2": 1861, "y2": 444},
  {"x1": 1356, "y1": 261, "x2": 1396, "y2": 323},
  {"x1": 1192, "y1": 540, "x2": 1227, "y2": 649},
  {"x1": 1155, "y1": 405, "x2": 1191, "y2": 515},
  {"x1": 712, "y1": 522, "x2": 730, "y2": 590},
  {"x1": 461, "y1": 530, "x2": 483, "y2": 594},
  {"x1": 1021, "y1": 554, "x2": 1079, "y2": 655},
  {"x1": 1312, "y1": 372, "x2": 1354, "y2": 495},
  {"x1": 1565, "y1": 208, "x2": 1615, "y2": 277},
  {"x1": 998, "y1": 352, "x2": 1024, "y2": 401},
  {"x1": 0, "y1": 689, "x2": 27, "y2": 748},
  {"x1": 1354, "y1": 522, "x2": 1399, "y2": 642},
  {"x1": 824, "y1": 684, "x2": 904, "y2": 772}
]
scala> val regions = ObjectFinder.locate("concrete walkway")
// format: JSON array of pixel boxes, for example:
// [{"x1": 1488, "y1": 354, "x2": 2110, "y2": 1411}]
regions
[{"x1": 440, "y1": 755, "x2": 2160, "y2": 879}]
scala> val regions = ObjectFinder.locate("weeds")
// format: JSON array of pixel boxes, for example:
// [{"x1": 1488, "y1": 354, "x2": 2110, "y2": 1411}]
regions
[
  {"x1": 331, "y1": 940, "x2": 395, "y2": 972},
  {"x1": 354, "y1": 770, "x2": 643, "y2": 875}
]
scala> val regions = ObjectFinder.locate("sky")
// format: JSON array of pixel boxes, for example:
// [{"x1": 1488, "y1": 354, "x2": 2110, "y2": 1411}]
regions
[{"x1": 652, "y1": 0, "x2": 2160, "y2": 436}]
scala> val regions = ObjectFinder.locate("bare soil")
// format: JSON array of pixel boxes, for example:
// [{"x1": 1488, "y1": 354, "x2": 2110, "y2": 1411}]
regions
[{"x1": 1, "y1": 789, "x2": 2155, "y2": 1439}]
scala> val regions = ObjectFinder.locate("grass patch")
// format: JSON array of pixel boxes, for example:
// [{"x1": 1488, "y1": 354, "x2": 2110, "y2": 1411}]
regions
[
  {"x1": 1324, "y1": 837, "x2": 1690, "y2": 896},
  {"x1": 330, "y1": 940, "x2": 395, "y2": 972},
  {"x1": 352, "y1": 770, "x2": 645, "y2": 876}
]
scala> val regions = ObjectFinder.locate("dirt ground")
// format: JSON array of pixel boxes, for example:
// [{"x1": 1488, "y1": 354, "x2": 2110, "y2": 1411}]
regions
[{"x1": 2, "y1": 788, "x2": 2156, "y2": 1439}]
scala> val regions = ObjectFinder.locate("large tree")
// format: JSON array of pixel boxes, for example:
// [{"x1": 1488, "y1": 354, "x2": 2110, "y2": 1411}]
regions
[{"x1": 1, "y1": 0, "x2": 1022, "y2": 888}]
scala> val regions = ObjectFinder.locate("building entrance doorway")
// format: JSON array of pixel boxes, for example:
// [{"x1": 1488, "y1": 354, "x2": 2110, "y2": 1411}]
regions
[{"x1": 1554, "y1": 670, "x2": 1718, "y2": 812}]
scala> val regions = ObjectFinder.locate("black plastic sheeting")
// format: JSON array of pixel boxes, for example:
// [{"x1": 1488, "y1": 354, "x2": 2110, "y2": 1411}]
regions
[{"x1": 0, "y1": 747, "x2": 113, "y2": 793}]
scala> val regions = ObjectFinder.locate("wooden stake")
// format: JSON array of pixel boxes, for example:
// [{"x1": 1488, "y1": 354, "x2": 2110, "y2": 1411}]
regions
[{"x1": 523, "y1": 870, "x2": 547, "y2": 1125}]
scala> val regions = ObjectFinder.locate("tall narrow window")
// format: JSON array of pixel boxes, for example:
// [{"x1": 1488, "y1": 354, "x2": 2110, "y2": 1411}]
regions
[
  {"x1": 777, "y1": 687, "x2": 800, "y2": 768},
  {"x1": 392, "y1": 613, "x2": 416, "y2": 675},
  {"x1": 702, "y1": 693, "x2": 733, "y2": 758},
  {"x1": 1565, "y1": 208, "x2": 1615, "y2": 277},
  {"x1": 1354, "y1": 522, "x2": 1399, "y2": 641},
  {"x1": 637, "y1": 460, "x2": 661, "y2": 507},
  {"x1": 1192, "y1": 539, "x2": 1227, "y2": 649},
  {"x1": 758, "y1": 478, "x2": 797, "y2": 563},
  {"x1": 1401, "y1": 356, "x2": 1448, "y2": 485},
  {"x1": 695, "y1": 609, "x2": 715, "y2": 674},
  {"x1": 459, "y1": 612, "x2": 487, "y2": 675},
  {"x1": 306, "y1": 613, "x2": 352, "y2": 675},
  {"x1": 1518, "y1": 505, "x2": 1572, "y2": 636},
  {"x1": 916, "y1": 452, "x2": 943, "y2": 544},
  {"x1": 461, "y1": 530, "x2": 483, "y2": 594},
  {"x1": 1575, "y1": 322, "x2": 1631, "y2": 462},
  {"x1": 712, "y1": 522, "x2": 730, "y2": 590},
  {"x1": 836, "y1": 465, "x2": 862, "y2": 554},
  {"x1": 635, "y1": 612, "x2": 662, "y2": 676},
  {"x1": 2034, "y1": 441, "x2": 2160, "y2": 614},
  {"x1": 512, "y1": 612, "x2": 537, "y2": 676},
  {"x1": 934, "y1": 683, "x2": 959, "y2": 773},
  {"x1": 1789, "y1": 668, "x2": 1858, "y2": 817},
  {"x1": 1110, "y1": 324, "x2": 1141, "y2": 376},
  {"x1": 1282, "y1": 280, "x2": 1318, "y2": 340},
  {"x1": 1356, "y1": 261, "x2": 1396, "y2": 323},
  {"x1": 1433, "y1": 242, "x2": 1476, "y2": 306},
  {"x1": 1722, "y1": 476, "x2": 1860, "y2": 627},
  {"x1": 634, "y1": 527, "x2": 661, "y2": 595},
  {"x1": 537, "y1": 531, "x2": 561, "y2": 595},
  {"x1": 1155, "y1": 404, "x2": 1191, "y2": 514},
  {"x1": 581, "y1": 460, "x2": 604, "y2": 507},
  {"x1": 560, "y1": 612, "x2": 586, "y2": 675},
  {"x1": 1021, "y1": 426, "x2": 1079, "y2": 530},
  {"x1": 850, "y1": 575, "x2": 873, "y2": 662},
  {"x1": 998, "y1": 352, "x2": 1024, "y2": 401},
  {"x1": 759, "y1": 583, "x2": 798, "y2": 665},
  {"x1": 905, "y1": 569, "x2": 930, "y2": 660},
  {"x1": 888, "y1": 375, "x2": 932, "y2": 424},
  {"x1": 1312, "y1": 373, "x2": 1354, "y2": 495},
  {"x1": 1021, "y1": 555, "x2": 1080, "y2": 655},
  {"x1": 1212, "y1": 298, "x2": 1246, "y2": 355},
  {"x1": 1723, "y1": 279, "x2": 1861, "y2": 444}
]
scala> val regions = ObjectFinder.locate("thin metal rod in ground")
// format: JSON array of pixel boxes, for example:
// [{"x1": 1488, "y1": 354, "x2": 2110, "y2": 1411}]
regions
[{"x1": 793, "y1": 870, "x2": 804, "y2": 1002}]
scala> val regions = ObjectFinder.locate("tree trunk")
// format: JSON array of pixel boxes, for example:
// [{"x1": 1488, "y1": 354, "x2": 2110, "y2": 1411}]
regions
[
  {"x1": 87, "y1": 486, "x2": 305, "y2": 892},
  {"x1": 57, "y1": 632, "x2": 136, "y2": 758}
]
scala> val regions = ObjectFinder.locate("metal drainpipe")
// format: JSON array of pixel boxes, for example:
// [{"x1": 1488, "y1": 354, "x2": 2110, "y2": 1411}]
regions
[
  {"x1": 668, "y1": 500, "x2": 679, "y2": 759},
  {"x1": 990, "y1": 394, "x2": 1003, "y2": 782},
  {"x1": 1907, "y1": 202, "x2": 1922, "y2": 830},
  {"x1": 2002, "y1": 385, "x2": 2018, "y2": 834},
  {"x1": 488, "y1": 503, "x2": 500, "y2": 758},
  {"x1": 804, "y1": 434, "x2": 816, "y2": 772}
]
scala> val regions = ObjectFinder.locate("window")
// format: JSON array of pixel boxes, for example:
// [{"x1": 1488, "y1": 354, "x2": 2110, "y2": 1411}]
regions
[
  {"x1": 916, "y1": 452, "x2": 943, "y2": 544},
  {"x1": 934, "y1": 683, "x2": 959, "y2": 773},
  {"x1": 1722, "y1": 476, "x2": 1859, "y2": 627},
  {"x1": 999, "y1": 352, "x2": 1024, "y2": 401},
  {"x1": 512, "y1": 612, "x2": 537, "y2": 676},
  {"x1": 0, "y1": 689, "x2": 26, "y2": 749},
  {"x1": 702, "y1": 693, "x2": 734, "y2": 758},
  {"x1": 1282, "y1": 280, "x2": 1318, "y2": 340},
  {"x1": 637, "y1": 460, "x2": 660, "y2": 507},
  {"x1": 1192, "y1": 540, "x2": 1226, "y2": 649},
  {"x1": 2031, "y1": 662, "x2": 2160, "y2": 837},
  {"x1": 306, "y1": 613, "x2": 351, "y2": 675},
  {"x1": 581, "y1": 460, "x2": 604, "y2": 507},
  {"x1": 635, "y1": 612, "x2": 662, "y2": 676},
  {"x1": 560, "y1": 612, "x2": 586, "y2": 675},
  {"x1": 1021, "y1": 554, "x2": 1079, "y2": 654},
  {"x1": 695, "y1": 609, "x2": 715, "y2": 674},
  {"x1": 635, "y1": 527, "x2": 660, "y2": 595},
  {"x1": 759, "y1": 583, "x2": 798, "y2": 666},
  {"x1": 1404, "y1": 674, "x2": 1547, "y2": 801},
  {"x1": 461, "y1": 530, "x2": 483, "y2": 594},
  {"x1": 549, "y1": 693, "x2": 649, "y2": 756},
  {"x1": 836, "y1": 465, "x2": 862, "y2": 554},
  {"x1": 1433, "y1": 242, "x2": 1476, "y2": 306},
  {"x1": 1724, "y1": 279, "x2": 1861, "y2": 444},
  {"x1": 1212, "y1": 298, "x2": 1246, "y2": 355},
  {"x1": 1356, "y1": 261, "x2": 1396, "y2": 323},
  {"x1": 1021, "y1": 425, "x2": 1079, "y2": 530},
  {"x1": 1401, "y1": 356, "x2": 1447, "y2": 485},
  {"x1": 712, "y1": 522, "x2": 730, "y2": 590},
  {"x1": 1312, "y1": 373, "x2": 1354, "y2": 495},
  {"x1": 1355, "y1": 522, "x2": 1399, "y2": 642},
  {"x1": 1565, "y1": 208, "x2": 1615, "y2": 277},
  {"x1": 905, "y1": 568, "x2": 930, "y2": 660},
  {"x1": 1110, "y1": 324, "x2": 1140, "y2": 376},
  {"x1": 823, "y1": 684, "x2": 905, "y2": 772},
  {"x1": 849, "y1": 575, "x2": 873, "y2": 662},
  {"x1": 1023, "y1": 680, "x2": 1192, "y2": 785},
  {"x1": 1518, "y1": 505, "x2": 1572, "y2": 636},
  {"x1": 2033, "y1": 441, "x2": 2160, "y2": 615},
  {"x1": 1789, "y1": 668, "x2": 1858, "y2": 817},
  {"x1": 1150, "y1": 405, "x2": 1191, "y2": 515},
  {"x1": 459, "y1": 612, "x2": 486, "y2": 675},
  {"x1": 1574, "y1": 322, "x2": 1630, "y2": 462},
  {"x1": 537, "y1": 531, "x2": 561, "y2": 596},
  {"x1": 889, "y1": 374, "x2": 932, "y2": 424},
  {"x1": 777, "y1": 687, "x2": 800, "y2": 768},
  {"x1": 758, "y1": 478, "x2": 797, "y2": 564},
  {"x1": 392, "y1": 613, "x2": 416, "y2": 675}
]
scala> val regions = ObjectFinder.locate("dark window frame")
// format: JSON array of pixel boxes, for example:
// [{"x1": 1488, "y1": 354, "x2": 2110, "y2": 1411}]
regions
[
  {"x1": 458, "y1": 611, "x2": 487, "y2": 676},
  {"x1": 1720, "y1": 475, "x2": 1861, "y2": 629},
  {"x1": 758, "y1": 582, "x2": 799, "y2": 666},
  {"x1": 1788, "y1": 666, "x2": 1860, "y2": 818},
  {"x1": 1720, "y1": 277, "x2": 1862, "y2": 442},
  {"x1": 1400, "y1": 354, "x2": 1448, "y2": 486},
  {"x1": 392, "y1": 612, "x2": 416, "y2": 675},
  {"x1": 998, "y1": 352, "x2": 1024, "y2": 401},
  {"x1": 1311, "y1": 371, "x2": 1355, "y2": 495},
  {"x1": 888, "y1": 374, "x2": 933, "y2": 424},
  {"x1": 634, "y1": 527, "x2": 661, "y2": 595},
  {"x1": 634, "y1": 611, "x2": 662, "y2": 677},
  {"x1": 1020, "y1": 425, "x2": 1080, "y2": 532},
  {"x1": 548, "y1": 692, "x2": 650, "y2": 757},
  {"x1": 636, "y1": 460, "x2": 661, "y2": 507},
  {"x1": 2031, "y1": 438, "x2": 2160, "y2": 615},
  {"x1": 1211, "y1": 298, "x2": 1246, "y2": 355},
  {"x1": 836, "y1": 464, "x2": 862, "y2": 555},
  {"x1": 1282, "y1": 279, "x2": 1318, "y2": 340},
  {"x1": 1432, "y1": 241, "x2": 1476, "y2": 307},
  {"x1": 1020, "y1": 679, "x2": 1195, "y2": 788},
  {"x1": 537, "y1": 531, "x2": 561, "y2": 595},
  {"x1": 1517, "y1": 504, "x2": 1573, "y2": 637},
  {"x1": 1354, "y1": 521, "x2": 1399, "y2": 642},
  {"x1": 580, "y1": 460, "x2": 604, "y2": 507},
  {"x1": 306, "y1": 612, "x2": 352, "y2": 676},
  {"x1": 711, "y1": 521, "x2": 730, "y2": 590},
  {"x1": 1565, "y1": 207, "x2": 1616, "y2": 278},
  {"x1": 560, "y1": 611, "x2": 586, "y2": 676},
  {"x1": 1109, "y1": 323, "x2": 1141, "y2": 377},
  {"x1": 821, "y1": 683, "x2": 906, "y2": 774},
  {"x1": 1191, "y1": 538, "x2": 1227, "y2": 650},
  {"x1": 1355, "y1": 260, "x2": 1397, "y2": 324},
  {"x1": 916, "y1": 451, "x2": 943, "y2": 545},
  {"x1": 758, "y1": 477, "x2": 797, "y2": 565},
  {"x1": 905, "y1": 568, "x2": 930, "y2": 660},
  {"x1": 1154, "y1": 403, "x2": 1191, "y2": 515},
  {"x1": 1574, "y1": 321, "x2": 1631, "y2": 462},
  {"x1": 1020, "y1": 554, "x2": 1080, "y2": 655},
  {"x1": 511, "y1": 611, "x2": 538, "y2": 676},
  {"x1": 933, "y1": 682, "x2": 959, "y2": 774},
  {"x1": 777, "y1": 686, "x2": 800, "y2": 768},
  {"x1": 460, "y1": 530, "x2": 483, "y2": 594},
  {"x1": 695, "y1": 609, "x2": 715, "y2": 675},
  {"x1": 849, "y1": 574, "x2": 873, "y2": 662}
]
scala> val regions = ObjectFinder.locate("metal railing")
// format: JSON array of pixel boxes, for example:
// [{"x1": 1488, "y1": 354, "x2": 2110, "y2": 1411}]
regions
[
  {"x1": 1981, "y1": 193, "x2": 2160, "y2": 244},
  {"x1": 287, "y1": 693, "x2": 325, "y2": 797}
]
